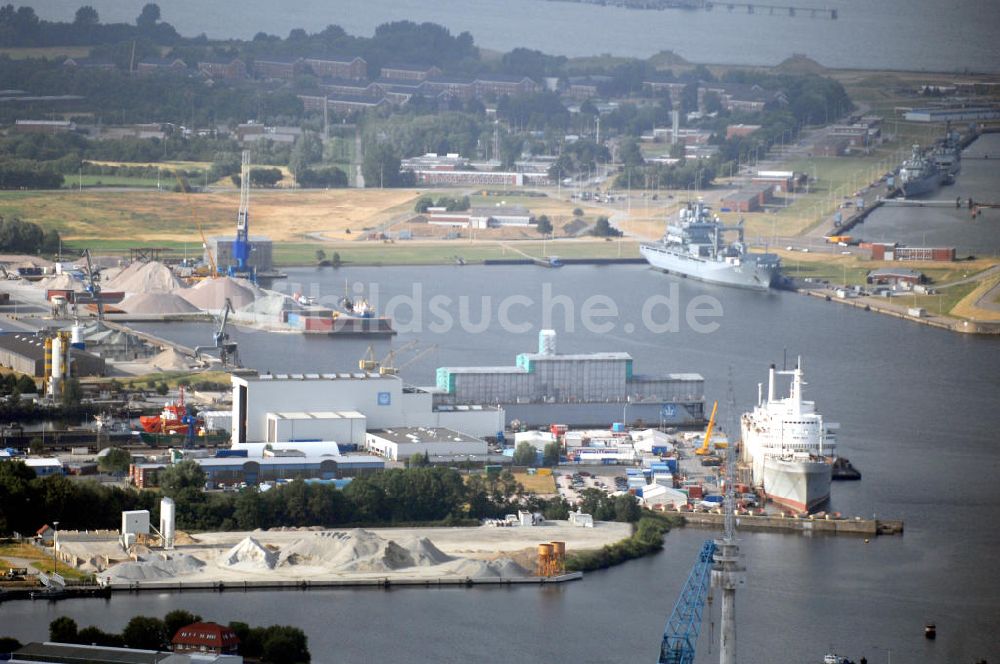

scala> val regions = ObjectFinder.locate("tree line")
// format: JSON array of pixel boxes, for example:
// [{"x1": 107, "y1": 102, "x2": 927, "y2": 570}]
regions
[
  {"x1": 45, "y1": 609, "x2": 309, "y2": 663},
  {"x1": 0, "y1": 215, "x2": 60, "y2": 252}
]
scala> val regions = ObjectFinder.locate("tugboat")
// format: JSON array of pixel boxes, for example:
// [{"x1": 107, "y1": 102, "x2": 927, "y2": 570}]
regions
[{"x1": 138, "y1": 387, "x2": 198, "y2": 436}]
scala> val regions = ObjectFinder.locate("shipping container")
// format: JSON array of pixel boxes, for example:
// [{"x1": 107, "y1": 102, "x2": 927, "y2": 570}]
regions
[
  {"x1": 215, "y1": 449, "x2": 249, "y2": 458},
  {"x1": 703, "y1": 495, "x2": 724, "y2": 503},
  {"x1": 304, "y1": 316, "x2": 333, "y2": 332},
  {"x1": 612, "y1": 422, "x2": 625, "y2": 432},
  {"x1": 687, "y1": 485, "x2": 704, "y2": 499}
]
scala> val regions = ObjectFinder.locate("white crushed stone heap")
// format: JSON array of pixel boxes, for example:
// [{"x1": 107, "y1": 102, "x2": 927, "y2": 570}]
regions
[
  {"x1": 120, "y1": 290, "x2": 202, "y2": 315},
  {"x1": 100, "y1": 553, "x2": 205, "y2": 583},
  {"x1": 237, "y1": 292, "x2": 303, "y2": 317},
  {"x1": 277, "y1": 530, "x2": 453, "y2": 573},
  {"x1": 104, "y1": 261, "x2": 183, "y2": 294},
  {"x1": 446, "y1": 558, "x2": 529, "y2": 578},
  {"x1": 217, "y1": 537, "x2": 278, "y2": 570},
  {"x1": 181, "y1": 276, "x2": 264, "y2": 311}
]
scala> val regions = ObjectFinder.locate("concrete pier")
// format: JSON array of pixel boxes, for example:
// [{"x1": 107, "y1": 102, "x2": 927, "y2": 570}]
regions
[{"x1": 682, "y1": 512, "x2": 903, "y2": 536}]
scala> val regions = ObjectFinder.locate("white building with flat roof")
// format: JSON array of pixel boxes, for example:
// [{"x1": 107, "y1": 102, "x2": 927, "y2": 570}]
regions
[
  {"x1": 365, "y1": 427, "x2": 487, "y2": 461},
  {"x1": 231, "y1": 372, "x2": 503, "y2": 444}
]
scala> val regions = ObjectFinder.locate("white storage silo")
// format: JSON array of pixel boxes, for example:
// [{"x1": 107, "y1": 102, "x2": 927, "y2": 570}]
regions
[
  {"x1": 538, "y1": 329, "x2": 557, "y2": 356},
  {"x1": 159, "y1": 497, "x2": 176, "y2": 550}
]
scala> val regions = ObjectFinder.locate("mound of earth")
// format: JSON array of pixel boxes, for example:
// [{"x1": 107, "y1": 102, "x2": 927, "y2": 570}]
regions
[
  {"x1": 36, "y1": 274, "x2": 85, "y2": 291},
  {"x1": 277, "y1": 530, "x2": 452, "y2": 572},
  {"x1": 148, "y1": 347, "x2": 193, "y2": 372},
  {"x1": 217, "y1": 537, "x2": 278, "y2": 570}
]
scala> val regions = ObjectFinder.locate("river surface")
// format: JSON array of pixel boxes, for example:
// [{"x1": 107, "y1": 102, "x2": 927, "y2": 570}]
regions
[
  {"x1": 4, "y1": 263, "x2": 1000, "y2": 663},
  {"x1": 33, "y1": 0, "x2": 1000, "y2": 72}
]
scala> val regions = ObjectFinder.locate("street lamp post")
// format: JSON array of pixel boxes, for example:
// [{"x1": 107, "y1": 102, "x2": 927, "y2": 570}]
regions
[{"x1": 623, "y1": 398, "x2": 632, "y2": 427}]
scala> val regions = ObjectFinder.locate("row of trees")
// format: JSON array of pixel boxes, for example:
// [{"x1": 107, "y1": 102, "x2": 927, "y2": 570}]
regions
[
  {"x1": 0, "y1": 160, "x2": 64, "y2": 189},
  {"x1": 48, "y1": 610, "x2": 310, "y2": 663},
  {"x1": 0, "y1": 4, "x2": 179, "y2": 48},
  {"x1": 154, "y1": 461, "x2": 524, "y2": 531},
  {"x1": 0, "y1": 215, "x2": 60, "y2": 252}
]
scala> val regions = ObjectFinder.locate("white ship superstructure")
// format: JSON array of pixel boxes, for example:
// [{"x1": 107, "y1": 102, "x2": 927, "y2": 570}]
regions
[{"x1": 740, "y1": 361, "x2": 835, "y2": 513}]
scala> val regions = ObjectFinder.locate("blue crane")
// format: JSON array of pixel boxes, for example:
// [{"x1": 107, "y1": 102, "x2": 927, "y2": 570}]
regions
[
  {"x1": 658, "y1": 539, "x2": 717, "y2": 664},
  {"x1": 228, "y1": 150, "x2": 255, "y2": 282}
]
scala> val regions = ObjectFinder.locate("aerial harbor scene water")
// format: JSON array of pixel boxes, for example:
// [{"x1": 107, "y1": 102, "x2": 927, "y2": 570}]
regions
[{"x1": 0, "y1": 1, "x2": 997, "y2": 663}]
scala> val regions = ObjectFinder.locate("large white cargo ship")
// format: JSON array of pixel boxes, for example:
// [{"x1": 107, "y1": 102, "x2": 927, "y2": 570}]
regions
[{"x1": 740, "y1": 361, "x2": 835, "y2": 513}]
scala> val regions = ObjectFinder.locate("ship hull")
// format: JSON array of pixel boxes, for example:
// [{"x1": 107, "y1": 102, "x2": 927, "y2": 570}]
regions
[
  {"x1": 762, "y1": 457, "x2": 831, "y2": 513},
  {"x1": 640, "y1": 243, "x2": 778, "y2": 291},
  {"x1": 900, "y1": 172, "x2": 943, "y2": 198}
]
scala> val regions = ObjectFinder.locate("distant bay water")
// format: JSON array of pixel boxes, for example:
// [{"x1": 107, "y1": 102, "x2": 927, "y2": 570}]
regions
[{"x1": 32, "y1": 0, "x2": 1000, "y2": 72}]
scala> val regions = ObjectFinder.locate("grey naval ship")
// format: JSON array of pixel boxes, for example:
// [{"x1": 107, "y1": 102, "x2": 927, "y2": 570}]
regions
[{"x1": 640, "y1": 200, "x2": 781, "y2": 290}]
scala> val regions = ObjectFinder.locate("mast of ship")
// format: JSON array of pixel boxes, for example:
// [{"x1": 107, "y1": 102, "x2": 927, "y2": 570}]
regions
[{"x1": 713, "y1": 368, "x2": 745, "y2": 664}]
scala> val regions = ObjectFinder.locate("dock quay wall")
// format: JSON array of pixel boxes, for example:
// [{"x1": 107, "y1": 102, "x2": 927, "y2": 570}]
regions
[
  {"x1": 681, "y1": 512, "x2": 903, "y2": 536},
  {"x1": 102, "y1": 573, "x2": 583, "y2": 594}
]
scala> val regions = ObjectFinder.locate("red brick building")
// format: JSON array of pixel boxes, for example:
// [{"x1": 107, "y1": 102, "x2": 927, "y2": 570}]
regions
[
  {"x1": 172, "y1": 622, "x2": 240, "y2": 655},
  {"x1": 197, "y1": 58, "x2": 248, "y2": 81},
  {"x1": 304, "y1": 56, "x2": 367, "y2": 80}
]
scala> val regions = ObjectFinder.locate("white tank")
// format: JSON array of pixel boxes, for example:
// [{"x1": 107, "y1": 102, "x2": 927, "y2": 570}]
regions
[
  {"x1": 71, "y1": 323, "x2": 84, "y2": 349},
  {"x1": 538, "y1": 329, "x2": 557, "y2": 356},
  {"x1": 50, "y1": 335, "x2": 63, "y2": 380},
  {"x1": 159, "y1": 497, "x2": 176, "y2": 550}
]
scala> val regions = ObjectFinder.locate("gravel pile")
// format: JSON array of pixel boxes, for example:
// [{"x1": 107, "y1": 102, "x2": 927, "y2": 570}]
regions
[
  {"x1": 120, "y1": 291, "x2": 202, "y2": 315},
  {"x1": 148, "y1": 348, "x2": 193, "y2": 372},
  {"x1": 36, "y1": 274, "x2": 84, "y2": 291},
  {"x1": 99, "y1": 553, "x2": 206, "y2": 583},
  {"x1": 181, "y1": 276, "x2": 264, "y2": 311},
  {"x1": 446, "y1": 558, "x2": 529, "y2": 578},
  {"x1": 104, "y1": 261, "x2": 182, "y2": 293},
  {"x1": 278, "y1": 530, "x2": 452, "y2": 573}
]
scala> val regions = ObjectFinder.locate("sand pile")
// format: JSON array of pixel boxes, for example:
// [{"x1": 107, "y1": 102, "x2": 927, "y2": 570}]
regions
[
  {"x1": 36, "y1": 274, "x2": 85, "y2": 291},
  {"x1": 120, "y1": 291, "x2": 202, "y2": 315},
  {"x1": 217, "y1": 537, "x2": 278, "y2": 571},
  {"x1": 181, "y1": 276, "x2": 264, "y2": 311},
  {"x1": 148, "y1": 347, "x2": 193, "y2": 372},
  {"x1": 104, "y1": 261, "x2": 182, "y2": 293},
  {"x1": 446, "y1": 558, "x2": 529, "y2": 578},
  {"x1": 100, "y1": 553, "x2": 205, "y2": 583}
]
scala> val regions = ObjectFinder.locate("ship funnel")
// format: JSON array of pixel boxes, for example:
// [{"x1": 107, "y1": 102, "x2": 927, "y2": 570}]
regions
[
  {"x1": 538, "y1": 329, "x2": 556, "y2": 356},
  {"x1": 767, "y1": 364, "x2": 776, "y2": 403}
]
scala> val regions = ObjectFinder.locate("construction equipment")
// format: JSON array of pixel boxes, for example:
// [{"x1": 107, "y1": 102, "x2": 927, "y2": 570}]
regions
[
  {"x1": 228, "y1": 150, "x2": 255, "y2": 281},
  {"x1": 377, "y1": 340, "x2": 419, "y2": 375},
  {"x1": 658, "y1": 540, "x2": 717, "y2": 664},
  {"x1": 194, "y1": 297, "x2": 239, "y2": 367},
  {"x1": 174, "y1": 170, "x2": 218, "y2": 277},
  {"x1": 695, "y1": 400, "x2": 718, "y2": 456},
  {"x1": 359, "y1": 345, "x2": 379, "y2": 371},
  {"x1": 390, "y1": 344, "x2": 438, "y2": 374}
]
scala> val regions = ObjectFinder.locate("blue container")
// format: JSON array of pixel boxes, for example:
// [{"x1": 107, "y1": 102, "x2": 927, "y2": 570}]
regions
[
  {"x1": 612, "y1": 422, "x2": 625, "y2": 432},
  {"x1": 703, "y1": 495, "x2": 724, "y2": 503},
  {"x1": 652, "y1": 446, "x2": 669, "y2": 455},
  {"x1": 626, "y1": 468, "x2": 642, "y2": 476},
  {"x1": 215, "y1": 449, "x2": 248, "y2": 458},
  {"x1": 665, "y1": 459, "x2": 678, "y2": 473}
]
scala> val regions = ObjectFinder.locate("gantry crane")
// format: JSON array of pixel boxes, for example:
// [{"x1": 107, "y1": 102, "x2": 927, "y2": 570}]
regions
[{"x1": 380, "y1": 344, "x2": 437, "y2": 376}]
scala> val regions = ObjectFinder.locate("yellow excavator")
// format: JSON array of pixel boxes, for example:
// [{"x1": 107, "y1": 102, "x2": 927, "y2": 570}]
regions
[{"x1": 694, "y1": 400, "x2": 719, "y2": 456}]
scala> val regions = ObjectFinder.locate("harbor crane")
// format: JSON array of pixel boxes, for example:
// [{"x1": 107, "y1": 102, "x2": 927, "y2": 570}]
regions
[
  {"x1": 82, "y1": 249, "x2": 104, "y2": 321},
  {"x1": 695, "y1": 400, "x2": 718, "y2": 456},
  {"x1": 658, "y1": 539, "x2": 717, "y2": 664},
  {"x1": 380, "y1": 344, "x2": 438, "y2": 376},
  {"x1": 174, "y1": 170, "x2": 218, "y2": 278},
  {"x1": 228, "y1": 150, "x2": 255, "y2": 282},
  {"x1": 194, "y1": 297, "x2": 239, "y2": 367},
  {"x1": 660, "y1": 373, "x2": 744, "y2": 664}
]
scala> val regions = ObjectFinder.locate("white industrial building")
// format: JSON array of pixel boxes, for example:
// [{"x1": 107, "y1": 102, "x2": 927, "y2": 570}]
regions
[
  {"x1": 231, "y1": 372, "x2": 504, "y2": 445},
  {"x1": 265, "y1": 411, "x2": 366, "y2": 445},
  {"x1": 365, "y1": 427, "x2": 488, "y2": 461},
  {"x1": 514, "y1": 430, "x2": 557, "y2": 450}
]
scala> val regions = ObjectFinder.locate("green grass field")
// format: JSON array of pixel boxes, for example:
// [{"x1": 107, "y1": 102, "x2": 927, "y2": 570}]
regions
[{"x1": 63, "y1": 175, "x2": 161, "y2": 189}]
